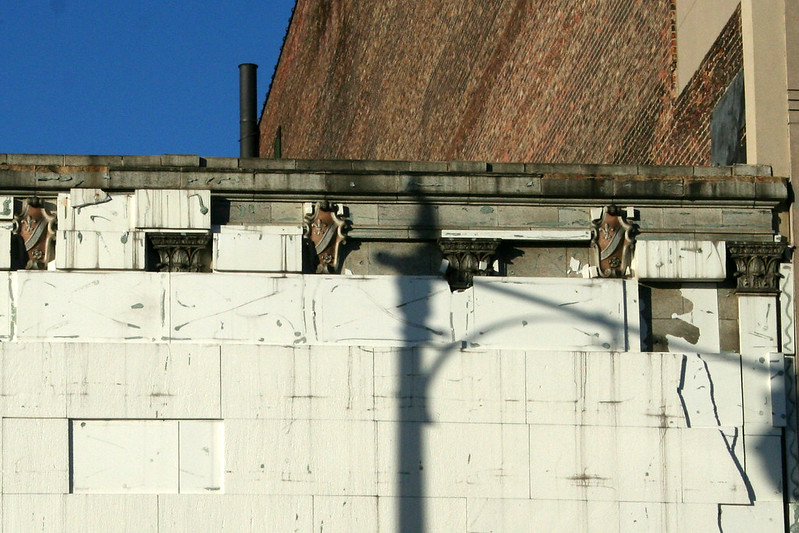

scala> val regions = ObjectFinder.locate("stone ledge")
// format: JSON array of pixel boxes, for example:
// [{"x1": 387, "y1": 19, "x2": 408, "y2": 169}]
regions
[{"x1": 0, "y1": 156, "x2": 787, "y2": 206}]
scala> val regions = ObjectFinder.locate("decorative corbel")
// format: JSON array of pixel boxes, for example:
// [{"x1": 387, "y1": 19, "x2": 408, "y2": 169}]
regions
[
  {"x1": 728, "y1": 242, "x2": 785, "y2": 293},
  {"x1": 438, "y1": 238, "x2": 500, "y2": 290},
  {"x1": 148, "y1": 232, "x2": 211, "y2": 272},
  {"x1": 590, "y1": 204, "x2": 636, "y2": 278},
  {"x1": 303, "y1": 200, "x2": 349, "y2": 273},
  {"x1": 13, "y1": 197, "x2": 57, "y2": 269}
]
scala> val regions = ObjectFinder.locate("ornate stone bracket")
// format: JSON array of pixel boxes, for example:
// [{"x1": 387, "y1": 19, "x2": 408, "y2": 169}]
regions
[
  {"x1": 303, "y1": 201, "x2": 349, "y2": 273},
  {"x1": 728, "y1": 241, "x2": 785, "y2": 293},
  {"x1": 13, "y1": 197, "x2": 57, "y2": 269},
  {"x1": 590, "y1": 204, "x2": 636, "y2": 278},
  {"x1": 148, "y1": 232, "x2": 211, "y2": 272},
  {"x1": 438, "y1": 238, "x2": 500, "y2": 290}
]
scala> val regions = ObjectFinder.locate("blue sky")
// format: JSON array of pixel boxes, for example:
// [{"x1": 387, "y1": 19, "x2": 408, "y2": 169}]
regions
[{"x1": 0, "y1": 1, "x2": 296, "y2": 157}]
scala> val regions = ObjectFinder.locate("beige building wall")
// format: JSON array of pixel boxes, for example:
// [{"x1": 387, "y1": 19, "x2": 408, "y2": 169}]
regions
[{"x1": 676, "y1": 0, "x2": 741, "y2": 92}]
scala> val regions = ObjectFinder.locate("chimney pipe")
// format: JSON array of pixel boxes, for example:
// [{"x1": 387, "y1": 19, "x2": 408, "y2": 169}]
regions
[{"x1": 239, "y1": 63, "x2": 259, "y2": 158}]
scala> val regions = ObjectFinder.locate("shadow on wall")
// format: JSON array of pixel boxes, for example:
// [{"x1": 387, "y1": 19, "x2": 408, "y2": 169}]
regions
[{"x1": 376, "y1": 204, "x2": 787, "y2": 531}]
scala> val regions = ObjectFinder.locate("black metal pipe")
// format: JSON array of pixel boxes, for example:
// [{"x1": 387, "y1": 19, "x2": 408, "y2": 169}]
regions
[{"x1": 239, "y1": 63, "x2": 259, "y2": 158}]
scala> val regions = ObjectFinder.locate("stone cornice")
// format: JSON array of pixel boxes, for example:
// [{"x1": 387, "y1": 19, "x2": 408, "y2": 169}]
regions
[{"x1": 0, "y1": 156, "x2": 787, "y2": 208}]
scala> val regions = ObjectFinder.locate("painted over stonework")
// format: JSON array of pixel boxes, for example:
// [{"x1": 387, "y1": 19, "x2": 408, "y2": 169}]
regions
[{"x1": 0, "y1": 158, "x2": 792, "y2": 531}]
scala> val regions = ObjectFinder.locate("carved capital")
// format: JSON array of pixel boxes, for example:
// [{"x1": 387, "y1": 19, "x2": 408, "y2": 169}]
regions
[
  {"x1": 438, "y1": 238, "x2": 500, "y2": 290},
  {"x1": 303, "y1": 201, "x2": 349, "y2": 273},
  {"x1": 590, "y1": 204, "x2": 636, "y2": 278},
  {"x1": 148, "y1": 232, "x2": 211, "y2": 272},
  {"x1": 13, "y1": 197, "x2": 57, "y2": 270},
  {"x1": 728, "y1": 241, "x2": 785, "y2": 293}
]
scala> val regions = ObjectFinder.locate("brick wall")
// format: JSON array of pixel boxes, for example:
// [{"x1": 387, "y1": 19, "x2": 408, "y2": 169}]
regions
[{"x1": 260, "y1": 1, "x2": 742, "y2": 165}]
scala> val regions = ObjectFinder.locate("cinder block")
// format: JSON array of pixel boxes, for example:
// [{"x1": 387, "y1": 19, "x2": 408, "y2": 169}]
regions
[
  {"x1": 213, "y1": 224, "x2": 303, "y2": 272},
  {"x1": 632, "y1": 240, "x2": 726, "y2": 281},
  {"x1": 2, "y1": 342, "x2": 67, "y2": 417},
  {"x1": 169, "y1": 273, "x2": 305, "y2": 344},
  {"x1": 71, "y1": 420, "x2": 178, "y2": 493},
  {"x1": 376, "y1": 422, "x2": 528, "y2": 498},
  {"x1": 178, "y1": 420, "x2": 224, "y2": 494},
  {"x1": 225, "y1": 419, "x2": 376, "y2": 495},
  {"x1": 65, "y1": 495, "x2": 158, "y2": 532},
  {"x1": 66, "y1": 343, "x2": 220, "y2": 419},
  {"x1": 374, "y1": 346, "x2": 525, "y2": 424},
  {"x1": 158, "y1": 495, "x2": 313, "y2": 532},
  {"x1": 3, "y1": 494, "x2": 65, "y2": 532},
  {"x1": 3, "y1": 418, "x2": 69, "y2": 493},
  {"x1": 56, "y1": 230, "x2": 146, "y2": 270},
  {"x1": 134, "y1": 189, "x2": 210, "y2": 229},
  {"x1": 313, "y1": 496, "x2": 377, "y2": 533},
  {"x1": 15, "y1": 271, "x2": 169, "y2": 342}
]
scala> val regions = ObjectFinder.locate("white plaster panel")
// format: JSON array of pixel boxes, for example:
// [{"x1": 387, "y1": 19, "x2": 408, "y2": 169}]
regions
[
  {"x1": 678, "y1": 352, "x2": 744, "y2": 428},
  {"x1": 65, "y1": 495, "x2": 157, "y2": 532},
  {"x1": 379, "y1": 497, "x2": 466, "y2": 533},
  {"x1": 66, "y1": 343, "x2": 220, "y2": 419},
  {"x1": 745, "y1": 433, "x2": 784, "y2": 502},
  {"x1": 222, "y1": 344, "x2": 373, "y2": 421},
  {"x1": 224, "y1": 419, "x2": 376, "y2": 495},
  {"x1": 625, "y1": 280, "x2": 641, "y2": 351},
  {"x1": 213, "y1": 224, "x2": 303, "y2": 272},
  {"x1": 2, "y1": 342, "x2": 67, "y2": 417},
  {"x1": 632, "y1": 240, "x2": 726, "y2": 280},
  {"x1": 178, "y1": 420, "x2": 224, "y2": 494},
  {"x1": 529, "y1": 425, "x2": 687, "y2": 503},
  {"x1": 619, "y1": 502, "x2": 678, "y2": 532},
  {"x1": 529, "y1": 424, "x2": 621, "y2": 502},
  {"x1": 376, "y1": 422, "x2": 529, "y2": 498},
  {"x1": 471, "y1": 277, "x2": 627, "y2": 351},
  {"x1": 681, "y1": 428, "x2": 750, "y2": 504},
  {"x1": 56, "y1": 230, "x2": 146, "y2": 270},
  {"x1": 308, "y1": 275, "x2": 455, "y2": 346},
  {"x1": 466, "y1": 498, "x2": 618, "y2": 533},
  {"x1": 769, "y1": 352, "x2": 787, "y2": 426},
  {"x1": 134, "y1": 189, "x2": 210, "y2": 229},
  {"x1": 781, "y1": 263, "x2": 795, "y2": 353},
  {"x1": 65, "y1": 189, "x2": 133, "y2": 231},
  {"x1": 665, "y1": 285, "x2": 720, "y2": 353},
  {"x1": 526, "y1": 352, "x2": 695, "y2": 428},
  {"x1": 313, "y1": 496, "x2": 377, "y2": 533},
  {"x1": 0, "y1": 271, "x2": 12, "y2": 339},
  {"x1": 0, "y1": 227, "x2": 11, "y2": 270},
  {"x1": 157, "y1": 494, "x2": 313, "y2": 532},
  {"x1": 718, "y1": 501, "x2": 785, "y2": 532},
  {"x1": 373, "y1": 346, "x2": 526, "y2": 424},
  {"x1": 738, "y1": 295, "x2": 780, "y2": 431},
  {"x1": 169, "y1": 273, "x2": 305, "y2": 344},
  {"x1": 3, "y1": 418, "x2": 68, "y2": 493},
  {"x1": 3, "y1": 494, "x2": 65, "y2": 533},
  {"x1": 15, "y1": 271, "x2": 169, "y2": 342},
  {"x1": 71, "y1": 420, "x2": 178, "y2": 494}
]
